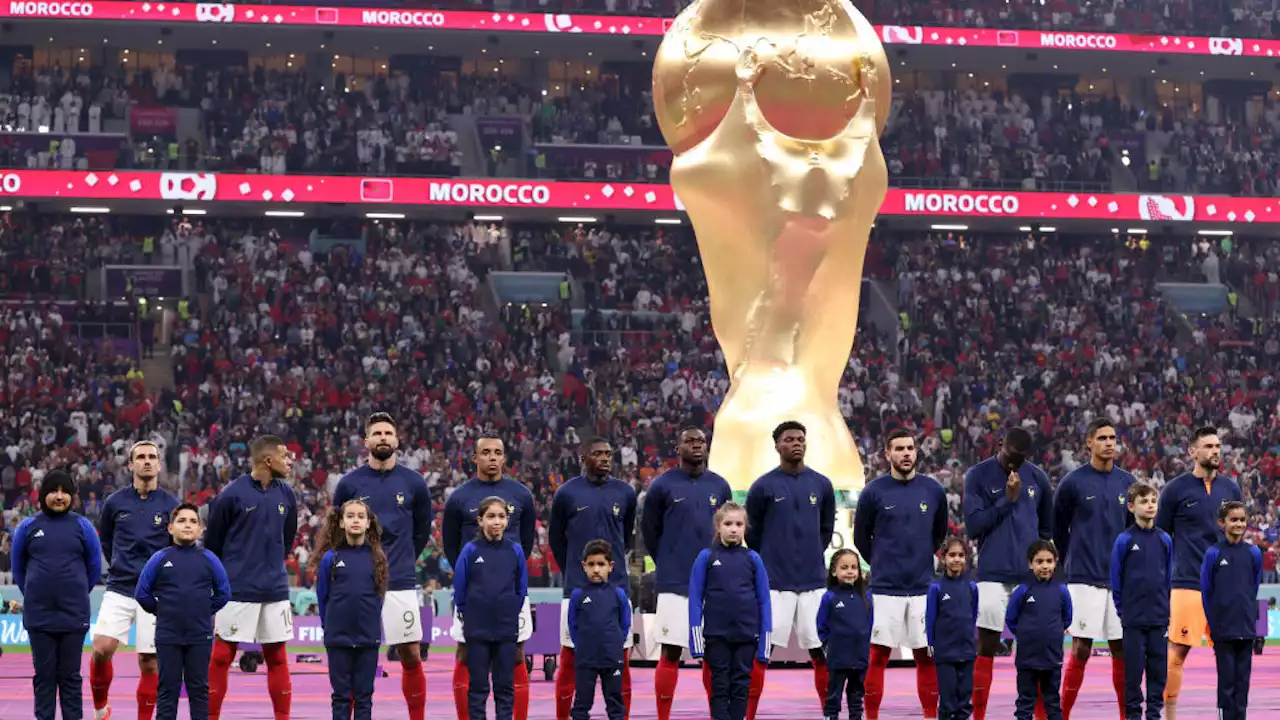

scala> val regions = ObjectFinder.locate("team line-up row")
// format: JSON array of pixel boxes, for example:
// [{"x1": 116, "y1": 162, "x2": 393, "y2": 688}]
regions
[{"x1": 7, "y1": 415, "x2": 1261, "y2": 720}]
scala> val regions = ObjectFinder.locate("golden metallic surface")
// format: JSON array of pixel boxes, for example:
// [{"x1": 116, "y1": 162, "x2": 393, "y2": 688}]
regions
[{"x1": 653, "y1": 0, "x2": 889, "y2": 494}]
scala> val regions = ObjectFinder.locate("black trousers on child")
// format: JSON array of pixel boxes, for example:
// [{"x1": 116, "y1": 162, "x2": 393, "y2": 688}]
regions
[
  {"x1": 1121, "y1": 626, "x2": 1167, "y2": 720},
  {"x1": 1015, "y1": 667, "x2": 1062, "y2": 720},
  {"x1": 30, "y1": 630, "x2": 83, "y2": 720},
  {"x1": 1213, "y1": 638, "x2": 1253, "y2": 720},
  {"x1": 704, "y1": 638, "x2": 753, "y2": 720},
  {"x1": 467, "y1": 640, "x2": 517, "y2": 720},
  {"x1": 157, "y1": 642, "x2": 212, "y2": 720},
  {"x1": 327, "y1": 646, "x2": 379, "y2": 720},
  {"x1": 571, "y1": 665, "x2": 624, "y2": 720},
  {"x1": 936, "y1": 660, "x2": 974, "y2": 720},
  {"x1": 824, "y1": 668, "x2": 866, "y2": 720}
]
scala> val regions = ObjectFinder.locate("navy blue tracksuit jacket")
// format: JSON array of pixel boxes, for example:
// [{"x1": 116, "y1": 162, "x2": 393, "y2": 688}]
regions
[
  {"x1": 453, "y1": 537, "x2": 529, "y2": 643},
  {"x1": 854, "y1": 473, "x2": 948, "y2": 596},
  {"x1": 567, "y1": 581, "x2": 632, "y2": 669},
  {"x1": 100, "y1": 486, "x2": 180, "y2": 596},
  {"x1": 1200, "y1": 540, "x2": 1262, "y2": 642},
  {"x1": 13, "y1": 512, "x2": 102, "y2": 633},
  {"x1": 549, "y1": 475, "x2": 637, "y2": 596},
  {"x1": 641, "y1": 468, "x2": 733, "y2": 595},
  {"x1": 333, "y1": 464, "x2": 433, "y2": 592},
  {"x1": 441, "y1": 477, "x2": 536, "y2": 566},
  {"x1": 926, "y1": 574, "x2": 979, "y2": 663},
  {"x1": 316, "y1": 545, "x2": 384, "y2": 647},
  {"x1": 687, "y1": 543, "x2": 772, "y2": 661},
  {"x1": 1006, "y1": 579, "x2": 1073, "y2": 670},
  {"x1": 1110, "y1": 524, "x2": 1173, "y2": 628},
  {"x1": 963, "y1": 458, "x2": 1053, "y2": 584},
  {"x1": 135, "y1": 544, "x2": 232, "y2": 643},
  {"x1": 745, "y1": 467, "x2": 836, "y2": 591},
  {"x1": 816, "y1": 585, "x2": 873, "y2": 670},
  {"x1": 1155, "y1": 473, "x2": 1243, "y2": 590},
  {"x1": 204, "y1": 475, "x2": 297, "y2": 603},
  {"x1": 1053, "y1": 464, "x2": 1135, "y2": 586}
]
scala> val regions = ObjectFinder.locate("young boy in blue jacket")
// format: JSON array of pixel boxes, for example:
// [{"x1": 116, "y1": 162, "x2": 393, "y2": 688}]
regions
[
  {"x1": 1109, "y1": 482, "x2": 1173, "y2": 720},
  {"x1": 1200, "y1": 501, "x2": 1261, "y2": 720},
  {"x1": 12, "y1": 471, "x2": 103, "y2": 720},
  {"x1": 135, "y1": 503, "x2": 232, "y2": 720},
  {"x1": 1005, "y1": 539, "x2": 1072, "y2": 720},
  {"x1": 567, "y1": 539, "x2": 632, "y2": 720}
]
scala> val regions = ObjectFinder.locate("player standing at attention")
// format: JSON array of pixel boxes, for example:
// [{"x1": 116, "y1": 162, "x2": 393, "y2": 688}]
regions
[
  {"x1": 1155, "y1": 426, "x2": 1241, "y2": 716},
  {"x1": 92, "y1": 441, "x2": 180, "y2": 720},
  {"x1": 745, "y1": 421, "x2": 836, "y2": 719},
  {"x1": 443, "y1": 435, "x2": 537, "y2": 720},
  {"x1": 854, "y1": 429, "x2": 947, "y2": 720},
  {"x1": 962, "y1": 427, "x2": 1052, "y2": 720},
  {"x1": 333, "y1": 412, "x2": 434, "y2": 720},
  {"x1": 204, "y1": 435, "x2": 298, "y2": 720},
  {"x1": 640, "y1": 427, "x2": 733, "y2": 720},
  {"x1": 1052, "y1": 419, "x2": 1135, "y2": 719},
  {"x1": 549, "y1": 437, "x2": 638, "y2": 720}
]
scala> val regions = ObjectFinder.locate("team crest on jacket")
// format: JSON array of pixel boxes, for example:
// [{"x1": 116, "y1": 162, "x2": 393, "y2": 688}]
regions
[
  {"x1": 919, "y1": 502, "x2": 928, "y2": 513},
  {"x1": 508, "y1": 503, "x2": 515, "y2": 514},
  {"x1": 612, "y1": 503, "x2": 620, "y2": 516},
  {"x1": 1028, "y1": 488, "x2": 1036, "y2": 498},
  {"x1": 397, "y1": 493, "x2": 406, "y2": 506},
  {"x1": 154, "y1": 513, "x2": 164, "y2": 525},
  {"x1": 709, "y1": 495, "x2": 718, "y2": 506},
  {"x1": 1118, "y1": 494, "x2": 1125, "y2": 504},
  {"x1": 809, "y1": 494, "x2": 817, "y2": 505},
  {"x1": 277, "y1": 503, "x2": 285, "y2": 515}
]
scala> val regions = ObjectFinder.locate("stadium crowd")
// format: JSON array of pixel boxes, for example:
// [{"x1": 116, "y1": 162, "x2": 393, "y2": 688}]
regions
[{"x1": 2, "y1": 208, "x2": 1279, "y2": 592}]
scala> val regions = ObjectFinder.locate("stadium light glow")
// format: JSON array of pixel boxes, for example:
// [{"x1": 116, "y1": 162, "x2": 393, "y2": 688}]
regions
[
  {"x1": 473, "y1": 215, "x2": 504, "y2": 222},
  {"x1": 70, "y1": 206, "x2": 110, "y2": 213},
  {"x1": 1198, "y1": 230, "x2": 1233, "y2": 237},
  {"x1": 265, "y1": 211, "x2": 306, "y2": 218},
  {"x1": 366, "y1": 212, "x2": 405, "y2": 219},
  {"x1": 558, "y1": 216, "x2": 597, "y2": 223},
  {"x1": 167, "y1": 208, "x2": 207, "y2": 215},
  {"x1": 655, "y1": 218, "x2": 682, "y2": 225},
  {"x1": 930, "y1": 224, "x2": 968, "y2": 231},
  {"x1": 1126, "y1": 228, "x2": 1149, "y2": 234},
  {"x1": 1018, "y1": 226, "x2": 1057, "y2": 232}
]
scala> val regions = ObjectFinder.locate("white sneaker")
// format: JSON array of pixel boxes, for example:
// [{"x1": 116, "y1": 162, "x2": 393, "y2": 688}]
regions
[{"x1": 94, "y1": 707, "x2": 112, "y2": 720}]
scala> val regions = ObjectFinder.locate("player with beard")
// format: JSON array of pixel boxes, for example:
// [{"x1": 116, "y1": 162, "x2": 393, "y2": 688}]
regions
[
  {"x1": 640, "y1": 428, "x2": 732, "y2": 720},
  {"x1": 1051, "y1": 419, "x2": 1135, "y2": 719},
  {"x1": 745, "y1": 421, "x2": 836, "y2": 719},
  {"x1": 333, "y1": 413, "x2": 434, "y2": 720},
  {"x1": 442, "y1": 434, "x2": 537, "y2": 720},
  {"x1": 1155, "y1": 426, "x2": 1241, "y2": 717},
  {"x1": 854, "y1": 429, "x2": 947, "y2": 720},
  {"x1": 91, "y1": 441, "x2": 180, "y2": 720},
  {"x1": 549, "y1": 437, "x2": 638, "y2": 720},
  {"x1": 205, "y1": 436, "x2": 298, "y2": 720},
  {"x1": 962, "y1": 427, "x2": 1052, "y2": 720}
]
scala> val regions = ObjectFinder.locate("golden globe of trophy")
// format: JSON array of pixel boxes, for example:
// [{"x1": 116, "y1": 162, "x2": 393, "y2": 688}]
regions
[{"x1": 653, "y1": 0, "x2": 890, "y2": 500}]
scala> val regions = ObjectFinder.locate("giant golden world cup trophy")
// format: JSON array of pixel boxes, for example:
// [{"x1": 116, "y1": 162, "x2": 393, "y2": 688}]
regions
[{"x1": 653, "y1": 0, "x2": 890, "y2": 501}]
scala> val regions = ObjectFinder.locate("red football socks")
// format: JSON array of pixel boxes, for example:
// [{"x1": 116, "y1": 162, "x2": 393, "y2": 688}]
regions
[
  {"x1": 702, "y1": 661, "x2": 713, "y2": 710},
  {"x1": 262, "y1": 644, "x2": 292, "y2": 720},
  {"x1": 90, "y1": 655, "x2": 113, "y2": 710},
  {"x1": 864, "y1": 645, "x2": 893, "y2": 719},
  {"x1": 655, "y1": 656, "x2": 680, "y2": 720},
  {"x1": 452, "y1": 657, "x2": 470, "y2": 720},
  {"x1": 1035, "y1": 692, "x2": 1047, "y2": 720},
  {"x1": 813, "y1": 655, "x2": 829, "y2": 710},
  {"x1": 972, "y1": 655, "x2": 994, "y2": 720},
  {"x1": 1111, "y1": 656, "x2": 1127, "y2": 718},
  {"x1": 622, "y1": 659, "x2": 633, "y2": 720},
  {"x1": 913, "y1": 648, "x2": 939, "y2": 719},
  {"x1": 745, "y1": 659, "x2": 766, "y2": 720},
  {"x1": 514, "y1": 660, "x2": 531, "y2": 720},
  {"x1": 554, "y1": 647, "x2": 576, "y2": 720},
  {"x1": 399, "y1": 656, "x2": 426, "y2": 720},
  {"x1": 1061, "y1": 655, "x2": 1086, "y2": 719},
  {"x1": 137, "y1": 670, "x2": 158, "y2": 720},
  {"x1": 207, "y1": 639, "x2": 236, "y2": 720}
]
